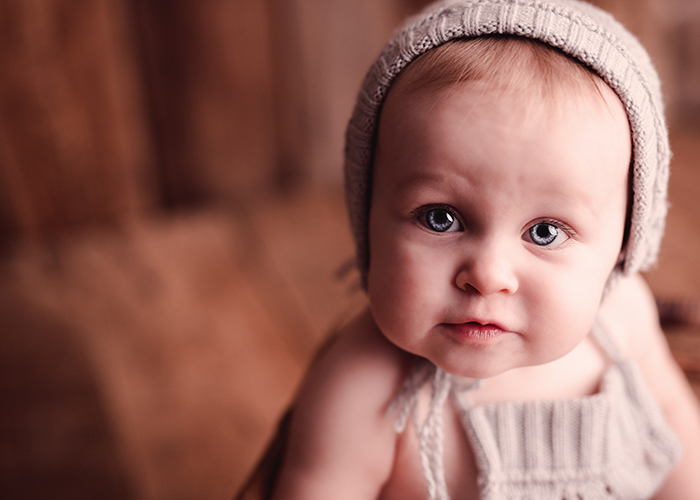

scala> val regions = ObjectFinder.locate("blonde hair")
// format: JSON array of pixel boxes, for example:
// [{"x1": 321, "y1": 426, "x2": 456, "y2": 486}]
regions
[{"x1": 389, "y1": 35, "x2": 607, "y2": 104}]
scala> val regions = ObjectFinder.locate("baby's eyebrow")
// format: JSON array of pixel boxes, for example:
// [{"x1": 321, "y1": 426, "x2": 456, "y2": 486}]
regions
[{"x1": 394, "y1": 172, "x2": 449, "y2": 196}]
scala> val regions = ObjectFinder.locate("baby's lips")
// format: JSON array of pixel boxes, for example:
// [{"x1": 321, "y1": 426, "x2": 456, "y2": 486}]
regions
[{"x1": 443, "y1": 318, "x2": 508, "y2": 332}]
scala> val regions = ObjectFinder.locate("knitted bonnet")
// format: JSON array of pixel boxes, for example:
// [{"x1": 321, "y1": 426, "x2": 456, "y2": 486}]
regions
[{"x1": 344, "y1": 0, "x2": 669, "y2": 287}]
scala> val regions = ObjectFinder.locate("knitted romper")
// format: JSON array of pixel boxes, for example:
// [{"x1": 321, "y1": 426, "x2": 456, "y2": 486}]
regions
[{"x1": 389, "y1": 322, "x2": 681, "y2": 500}]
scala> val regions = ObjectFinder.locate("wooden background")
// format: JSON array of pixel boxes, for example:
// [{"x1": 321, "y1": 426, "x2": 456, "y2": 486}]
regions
[{"x1": 0, "y1": 1, "x2": 699, "y2": 499}]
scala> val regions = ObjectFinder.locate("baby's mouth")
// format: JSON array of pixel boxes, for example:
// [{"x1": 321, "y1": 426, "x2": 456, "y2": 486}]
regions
[{"x1": 442, "y1": 322, "x2": 507, "y2": 342}]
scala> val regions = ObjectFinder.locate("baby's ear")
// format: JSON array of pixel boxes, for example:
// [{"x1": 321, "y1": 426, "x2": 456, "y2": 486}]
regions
[{"x1": 616, "y1": 247, "x2": 627, "y2": 268}]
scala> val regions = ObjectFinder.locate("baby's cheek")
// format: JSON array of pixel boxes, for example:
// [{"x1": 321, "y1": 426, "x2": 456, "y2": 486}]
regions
[
  {"x1": 523, "y1": 270, "x2": 599, "y2": 346},
  {"x1": 369, "y1": 252, "x2": 435, "y2": 343},
  {"x1": 557, "y1": 281, "x2": 601, "y2": 335},
  {"x1": 367, "y1": 259, "x2": 409, "y2": 331}
]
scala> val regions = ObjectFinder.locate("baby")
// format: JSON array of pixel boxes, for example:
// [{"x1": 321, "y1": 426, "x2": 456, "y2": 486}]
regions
[{"x1": 272, "y1": 0, "x2": 700, "y2": 499}]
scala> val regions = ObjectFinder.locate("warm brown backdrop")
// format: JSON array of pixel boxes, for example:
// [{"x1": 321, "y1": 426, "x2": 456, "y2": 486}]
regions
[{"x1": 1, "y1": 1, "x2": 699, "y2": 499}]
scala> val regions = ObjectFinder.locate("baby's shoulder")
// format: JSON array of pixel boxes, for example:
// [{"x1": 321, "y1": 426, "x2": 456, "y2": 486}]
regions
[
  {"x1": 597, "y1": 273, "x2": 662, "y2": 359},
  {"x1": 297, "y1": 308, "x2": 414, "y2": 412},
  {"x1": 274, "y1": 309, "x2": 414, "y2": 498},
  {"x1": 596, "y1": 273, "x2": 687, "y2": 409}
]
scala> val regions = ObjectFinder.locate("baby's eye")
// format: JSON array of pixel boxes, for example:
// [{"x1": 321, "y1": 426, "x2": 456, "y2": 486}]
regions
[
  {"x1": 418, "y1": 207, "x2": 463, "y2": 233},
  {"x1": 525, "y1": 222, "x2": 569, "y2": 247}
]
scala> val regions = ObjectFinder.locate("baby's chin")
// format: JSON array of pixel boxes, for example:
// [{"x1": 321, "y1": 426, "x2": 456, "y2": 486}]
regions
[
  {"x1": 435, "y1": 363, "x2": 509, "y2": 381},
  {"x1": 429, "y1": 353, "x2": 545, "y2": 382}
]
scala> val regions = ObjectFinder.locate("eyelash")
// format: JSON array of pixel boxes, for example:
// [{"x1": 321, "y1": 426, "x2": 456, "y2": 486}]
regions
[{"x1": 530, "y1": 218, "x2": 575, "y2": 237}]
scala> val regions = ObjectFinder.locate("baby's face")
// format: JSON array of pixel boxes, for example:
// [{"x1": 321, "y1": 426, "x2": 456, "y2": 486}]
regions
[{"x1": 367, "y1": 80, "x2": 631, "y2": 379}]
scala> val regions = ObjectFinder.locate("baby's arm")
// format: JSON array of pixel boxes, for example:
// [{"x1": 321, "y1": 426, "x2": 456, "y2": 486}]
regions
[
  {"x1": 601, "y1": 274, "x2": 700, "y2": 498},
  {"x1": 272, "y1": 310, "x2": 412, "y2": 500}
]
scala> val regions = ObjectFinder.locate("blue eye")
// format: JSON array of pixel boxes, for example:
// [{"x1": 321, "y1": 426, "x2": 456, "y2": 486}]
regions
[
  {"x1": 420, "y1": 207, "x2": 462, "y2": 233},
  {"x1": 526, "y1": 222, "x2": 568, "y2": 247}
]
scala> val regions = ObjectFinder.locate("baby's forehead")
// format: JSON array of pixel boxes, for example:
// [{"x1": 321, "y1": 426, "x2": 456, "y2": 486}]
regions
[{"x1": 376, "y1": 77, "x2": 631, "y2": 181}]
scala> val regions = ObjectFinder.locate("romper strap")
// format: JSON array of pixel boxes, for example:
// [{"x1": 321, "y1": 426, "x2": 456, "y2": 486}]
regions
[
  {"x1": 388, "y1": 361, "x2": 454, "y2": 500},
  {"x1": 590, "y1": 319, "x2": 625, "y2": 364}
]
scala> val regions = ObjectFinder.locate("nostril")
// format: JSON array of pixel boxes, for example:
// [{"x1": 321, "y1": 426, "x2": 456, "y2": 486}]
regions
[{"x1": 454, "y1": 264, "x2": 518, "y2": 296}]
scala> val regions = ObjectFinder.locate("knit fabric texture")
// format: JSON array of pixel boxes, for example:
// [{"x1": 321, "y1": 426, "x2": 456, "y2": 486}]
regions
[
  {"x1": 389, "y1": 322, "x2": 682, "y2": 500},
  {"x1": 344, "y1": 0, "x2": 670, "y2": 288}
]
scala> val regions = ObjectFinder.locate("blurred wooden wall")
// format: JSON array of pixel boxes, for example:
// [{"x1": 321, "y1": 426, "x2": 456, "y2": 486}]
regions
[
  {"x1": 589, "y1": 0, "x2": 700, "y2": 125},
  {"x1": 0, "y1": 0, "x2": 150, "y2": 241},
  {"x1": 0, "y1": 0, "x2": 432, "y2": 247},
  {"x1": 132, "y1": 0, "x2": 277, "y2": 207}
]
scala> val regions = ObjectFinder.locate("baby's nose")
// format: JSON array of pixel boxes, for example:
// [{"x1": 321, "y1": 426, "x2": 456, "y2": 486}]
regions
[{"x1": 454, "y1": 241, "x2": 518, "y2": 296}]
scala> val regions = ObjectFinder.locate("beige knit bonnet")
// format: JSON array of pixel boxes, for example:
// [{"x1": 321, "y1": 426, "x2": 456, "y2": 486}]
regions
[{"x1": 344, "y1": 0, "x2": 669, "y2": 288}]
